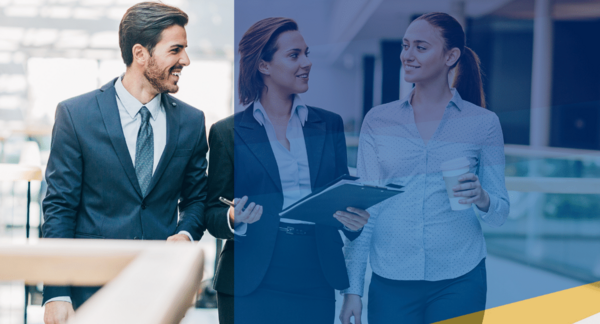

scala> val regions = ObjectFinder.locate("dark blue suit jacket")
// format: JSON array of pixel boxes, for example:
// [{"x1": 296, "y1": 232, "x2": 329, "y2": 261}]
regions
[
  {"x1": 42, "y1": 78, "x2": 211, "y2": 307},
  {"x1": 208, "y1": 104, "x2": 362, "y2": 297}
]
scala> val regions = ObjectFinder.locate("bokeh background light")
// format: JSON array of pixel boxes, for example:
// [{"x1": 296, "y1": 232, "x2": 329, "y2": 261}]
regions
[{"x1": 0, "y1": 0, "x2": 231, "y2": 323}]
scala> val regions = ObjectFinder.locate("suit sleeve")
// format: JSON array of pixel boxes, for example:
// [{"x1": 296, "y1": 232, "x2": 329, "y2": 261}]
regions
[
  {"x1": 332, "y1": 114, "x2": 363, "y2": 241},
  {"x1": 43, "y1": 102, "x2": 82, "y2": 238},
  {"x1": 333, "y1": 114, "x2": 350, "y2": 178},
  {"x1": 42, "y1": 102, "x2": 82, "y2": 302},
  {"x1": 175, "y1": 112, "x2": 209, "y2": 241},
  {"x1": 204, "y1": 122, "x2": 235, "y2": 240}
]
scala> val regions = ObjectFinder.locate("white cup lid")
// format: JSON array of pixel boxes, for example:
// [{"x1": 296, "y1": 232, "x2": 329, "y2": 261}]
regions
[{"x1": 441, "y1": 157, "x2": 470, "y2": 171}]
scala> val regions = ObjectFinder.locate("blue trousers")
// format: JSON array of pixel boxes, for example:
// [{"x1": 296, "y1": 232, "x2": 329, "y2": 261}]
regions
[
  {"x1": 368, "y1": 258, "x2": 487, "y2": 324},
  {"x1": 220, "y1": 229, "x2": 335, "y2": 324}
]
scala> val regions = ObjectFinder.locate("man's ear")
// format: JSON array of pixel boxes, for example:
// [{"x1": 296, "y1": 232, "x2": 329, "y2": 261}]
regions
[
  {"x1": 445, "y1": 47, "x2": 461, "y2": 67},
  {"x1": 132, "y1": 44, "x2": 148, "y2": 66},
  {"x1": 258, "y1": 60, "x2": 270, "y2": 76}
]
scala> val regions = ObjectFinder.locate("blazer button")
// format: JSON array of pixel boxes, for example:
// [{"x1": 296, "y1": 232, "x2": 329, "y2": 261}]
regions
[{"x1": 141, "y1": 204, "x2": 146, "y2": 210}]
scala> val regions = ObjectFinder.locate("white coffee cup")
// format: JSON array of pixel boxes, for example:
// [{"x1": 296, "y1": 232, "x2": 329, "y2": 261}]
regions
[{"x1": 441, "y1": 157, "x2": 471, "y2": 211}]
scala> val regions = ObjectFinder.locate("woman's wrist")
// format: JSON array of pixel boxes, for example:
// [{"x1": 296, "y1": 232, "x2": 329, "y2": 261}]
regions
[
  {"x1": 475, "y1": 190, "x2": 490, "y2": 212},
  {"x1": 228, "y1": 207, "x2": 235, "y2": 226}
]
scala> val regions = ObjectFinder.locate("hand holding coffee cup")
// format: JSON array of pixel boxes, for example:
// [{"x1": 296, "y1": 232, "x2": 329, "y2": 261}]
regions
[
  {"x1": 453, "y1": 173, "x2": 490, "y2": 212},
  {"x1": 441, "y1": 157, "x2": 490, "y2": 211}
]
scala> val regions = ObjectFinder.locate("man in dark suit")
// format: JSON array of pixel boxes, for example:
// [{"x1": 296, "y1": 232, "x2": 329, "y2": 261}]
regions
[{"x1": 41, "y1": 3, "x2": 222, "y2": 323}]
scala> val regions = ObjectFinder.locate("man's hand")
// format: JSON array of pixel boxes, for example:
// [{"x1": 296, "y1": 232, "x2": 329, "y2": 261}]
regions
[
  {"x1": 229, "y1": 196, "x2": 263, "y2": 227},
  {"x1": 166, "y1": 234, "x2": 191, "y2": 242},
  {"x1": 339, "y1": 294, "x2": 363, "y2": 324},
  {"x1": 44, "y1": 301, "x2": 74, "y2": 324},
  {"x1": 334, "y1": 207, "x2": 370, "y2": 231}
]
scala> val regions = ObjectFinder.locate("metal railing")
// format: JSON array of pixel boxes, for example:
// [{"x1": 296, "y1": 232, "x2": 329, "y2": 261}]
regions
[{"x1": 494, "y1": 145, "x2": 600, "y2": 283}]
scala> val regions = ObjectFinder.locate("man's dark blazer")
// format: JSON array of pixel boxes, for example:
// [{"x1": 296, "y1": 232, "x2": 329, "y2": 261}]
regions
[
  {"x1": 42, "y1": 77, "x2": 215, "y2": 308},
  {"x1": 202, "y1": 104, "x2": 362, "y2": 298}
]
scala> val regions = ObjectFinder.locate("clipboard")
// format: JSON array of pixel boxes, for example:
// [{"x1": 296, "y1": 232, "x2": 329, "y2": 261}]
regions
[{"x1": 279, "y1": 174, "x2": 403, "y2": 227}]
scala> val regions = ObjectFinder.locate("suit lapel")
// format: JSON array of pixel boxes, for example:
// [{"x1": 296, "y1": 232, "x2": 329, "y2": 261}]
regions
[
  {"x1": 96, "y1": 79, "x2": 143, "y2": 197},
  {"x1": 303, "y1": 107, "x2": 326, "y2": 189},
  {"x1": 235, "y1": 105, "x2": 282, "y2": 192},
  {"x1": 145, "y1": 93, "x2": 180, "y2": 197}
]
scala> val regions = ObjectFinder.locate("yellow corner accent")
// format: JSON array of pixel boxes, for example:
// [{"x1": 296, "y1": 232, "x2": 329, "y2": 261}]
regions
[{"x1": 437, "y1": 281, "x2": 600, "y2": 324}]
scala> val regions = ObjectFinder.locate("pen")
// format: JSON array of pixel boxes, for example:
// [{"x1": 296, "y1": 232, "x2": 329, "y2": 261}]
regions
[{"x1": 219, "y1": 196, "x2": 235, "y2": 208}]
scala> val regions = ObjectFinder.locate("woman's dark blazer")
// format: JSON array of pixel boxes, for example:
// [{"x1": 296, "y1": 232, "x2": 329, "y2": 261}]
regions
[{"x1": 204, "y1": 104, "x2": 362, "y2": 297}]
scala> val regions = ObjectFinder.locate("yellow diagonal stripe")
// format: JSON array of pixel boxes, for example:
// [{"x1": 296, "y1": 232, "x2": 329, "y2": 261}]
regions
[{"x1": 437, "y1": 281, "x2": 600, "y2": 324}]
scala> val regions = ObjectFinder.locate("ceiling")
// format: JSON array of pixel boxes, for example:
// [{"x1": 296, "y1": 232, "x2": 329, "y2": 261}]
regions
[
  {"x1": 493, "y1": 0, "x2": 600, "y2": 20},
  {"x1": 0, "y1": 0, "x2": 233, "y2": 61}
]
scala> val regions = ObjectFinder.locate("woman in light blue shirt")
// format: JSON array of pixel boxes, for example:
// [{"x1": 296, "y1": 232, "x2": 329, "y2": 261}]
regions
[{"x1": 340, "y1": 12, "x2": 510, "y2": 324}]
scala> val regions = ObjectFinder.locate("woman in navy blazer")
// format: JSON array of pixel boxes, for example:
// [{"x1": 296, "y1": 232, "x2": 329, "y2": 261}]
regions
[{"x1": 205, "y1": 17, "x2": 370, "y2": 324}]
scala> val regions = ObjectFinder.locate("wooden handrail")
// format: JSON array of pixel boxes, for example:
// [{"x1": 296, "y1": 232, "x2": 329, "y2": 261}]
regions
[
  {"x1": 343, "y1": 138, "x2": 600, "y2": 161},
  {"x1": 0, "y1": 163, "x2": 43, "y2": 181},
  {"x1": 10, "y1": 125, "x2": 53, "y2": 137},
  {"x1": 506, "y1": 177, "x2": 600, "y2": 194},
  {"x1": 0, "y1": 239, "x2": 204, "y2": 324},
  {"x1": 502, "y1": 144, "x2": 600, "y2": 161}
]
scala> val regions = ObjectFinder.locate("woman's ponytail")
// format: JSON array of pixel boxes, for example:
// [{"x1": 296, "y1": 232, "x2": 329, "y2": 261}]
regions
[
  {"x1": 453, "y1": 46, "x2": 485, "y2": 108},
  {"x1": 416, "y1": 13, "x2": 486, "y2": 108}
]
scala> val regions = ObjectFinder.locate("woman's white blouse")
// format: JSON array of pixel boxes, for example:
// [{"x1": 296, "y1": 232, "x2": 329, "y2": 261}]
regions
[{"x1": 342, "y1": 89, "x2": 510, "y2": 296}]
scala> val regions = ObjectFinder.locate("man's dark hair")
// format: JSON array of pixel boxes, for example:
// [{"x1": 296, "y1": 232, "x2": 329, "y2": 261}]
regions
[{"x1": 119, "y1": 2, "x2": 188, "y2": 67}]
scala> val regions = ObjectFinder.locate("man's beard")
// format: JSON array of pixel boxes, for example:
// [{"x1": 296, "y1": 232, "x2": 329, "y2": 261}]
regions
[{"x1": 144, "y1": 56, "x2": 178, "y2": 94}]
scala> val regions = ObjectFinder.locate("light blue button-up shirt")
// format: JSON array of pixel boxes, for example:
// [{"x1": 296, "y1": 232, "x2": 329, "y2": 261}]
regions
[
  {"x1": 253, "y1": 95, "x2": 313, "y2": 224},
  {"x1": 342, "y1": 89, "x2": 510, "y2": 296}
]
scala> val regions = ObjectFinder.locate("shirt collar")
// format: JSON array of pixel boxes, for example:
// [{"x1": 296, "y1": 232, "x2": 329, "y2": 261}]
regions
[
  {"x1": 115, "y1": 74, "x2": 162, "y2": 120},
  {"x1": 252, "y1": 94, "x2": 308, "y2": 127},
  {"x1": 400, "y1": 87, "x2": 463, "y2": 111}
]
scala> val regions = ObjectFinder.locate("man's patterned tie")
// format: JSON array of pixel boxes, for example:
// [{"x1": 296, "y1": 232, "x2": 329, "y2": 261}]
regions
[{"x1": 136, "y1": 106, "x2": 153, "y2": 196}]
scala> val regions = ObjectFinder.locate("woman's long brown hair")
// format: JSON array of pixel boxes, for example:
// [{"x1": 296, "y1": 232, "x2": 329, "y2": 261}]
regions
[{"x1": 238, "y1": 17, "x2": 298, "y2": 105}]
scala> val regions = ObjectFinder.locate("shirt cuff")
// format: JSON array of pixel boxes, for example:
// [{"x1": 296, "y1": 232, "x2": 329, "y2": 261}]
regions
[
  {"x1": 226, "y1": 209, "x2": 234, "y2": 233},
  {"x1": 178, "y1": 231, "x2": 193, "y2": 242},
  {"x1": 343, "y1": 225, "x2": 361, "y2": 232},
  {"x1": 473, "y1": 194, "x2": 496, "y2": 218},
  {"x1": 235, "y1": 223, "x2": 248, "y2": 236},
  {"x1": 225, "y1": 209, "x2": 247, "y2": 236},
  {"x1": 43, "y1": 296, "x2": 72, "y2": 307},
  {"x1": 340, "y1": 288, "x2": 364, "y2": 297}
]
